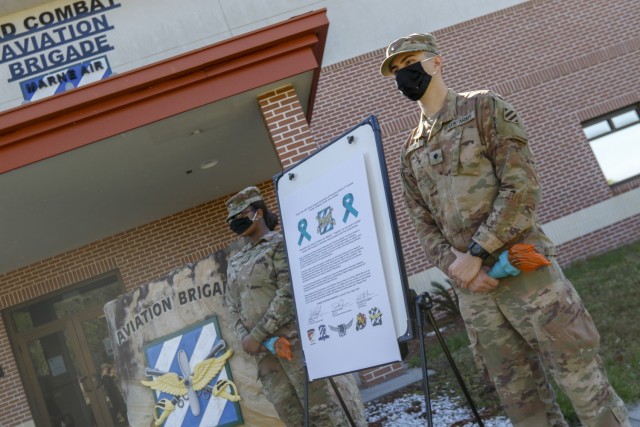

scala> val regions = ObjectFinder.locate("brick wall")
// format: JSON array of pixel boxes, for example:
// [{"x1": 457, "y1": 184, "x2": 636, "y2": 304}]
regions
[
  {"x1": 2, "y1": 0, "x2": 640, "y2": 420},
  {"x1": 359, "y1": 362, "x2": 407, "y2": 388},
  {"x1": 0, "y1": 182, "x2": 278, "y2": 426},
  {"x1": 556, "y1": 213, "x2": 640, "y2": 266},
  {"x1": 258, "y1": 84, "x2": 319, "y2": 169},
  {"x1": 310, "y1": 0, "x2": 640, "y2": 276}
]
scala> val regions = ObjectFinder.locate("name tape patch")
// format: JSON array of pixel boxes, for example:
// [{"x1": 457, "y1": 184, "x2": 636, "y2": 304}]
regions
[{"x1": 445, "y1": 110, "x2": 476, "y2": 131}]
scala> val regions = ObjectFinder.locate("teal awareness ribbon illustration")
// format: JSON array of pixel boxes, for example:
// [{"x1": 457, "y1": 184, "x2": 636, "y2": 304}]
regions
[
  {"x1": 342, "y1": 193, "x2": 359, "y2": 222},
  {"x1": 298, "y1": 218, "x2": 311, "y2": 245}
]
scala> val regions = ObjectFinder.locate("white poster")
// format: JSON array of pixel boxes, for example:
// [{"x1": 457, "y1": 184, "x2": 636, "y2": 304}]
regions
[{"x1": 281, "y1": 154, "x2": 400, "y2": 380}]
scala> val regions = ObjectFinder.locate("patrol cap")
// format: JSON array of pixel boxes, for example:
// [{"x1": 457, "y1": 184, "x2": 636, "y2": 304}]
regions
[
  {"x1": 380, "y1": 33, "x2": 440, "y2": 77},
  {"x1": 225, "y1": 186, "x2": 263, "y2": 222}
]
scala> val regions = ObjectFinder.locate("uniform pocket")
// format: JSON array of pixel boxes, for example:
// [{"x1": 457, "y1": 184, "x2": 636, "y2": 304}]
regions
[
  {"x1": 464, "y1": 324, "x2": 489, "y2": 375},
  {"x1": 453, "y1": 127, "x2": 484, "y2": 176},
  {"x1": 537, "y1": 282, "x2": 600, "y2": 373},
  {"x1": 409, "y1": 150, "x2": 437, "y2": 201},
  {"x1": 236, "y1": 245, "x2": 276, "y2": 290}
]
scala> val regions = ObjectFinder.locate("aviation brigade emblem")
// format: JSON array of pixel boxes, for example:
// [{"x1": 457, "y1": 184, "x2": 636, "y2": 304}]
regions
[
  {"x1": 141, "y1": 317, "x2": 243, "y2": 426},
  {"x1": 329, "y1": 319, "x2": 354, "y2": 337},
  {"x1": 316, "y1": 206, "x2": 336, "y2": 235}
]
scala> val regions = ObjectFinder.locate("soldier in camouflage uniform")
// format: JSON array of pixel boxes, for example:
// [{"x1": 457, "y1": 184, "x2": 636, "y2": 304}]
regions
[
  {"x1": 380, "y1": 33, "x2": 630, "y2": 426},
  {"x1": 224, "y1": 186, "x2": 365, "y2": 426}
]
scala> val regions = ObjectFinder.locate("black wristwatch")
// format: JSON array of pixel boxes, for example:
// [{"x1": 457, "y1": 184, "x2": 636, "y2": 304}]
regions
[{"x1": 468, "y1": 241, "x2": 490, "y2": 260}]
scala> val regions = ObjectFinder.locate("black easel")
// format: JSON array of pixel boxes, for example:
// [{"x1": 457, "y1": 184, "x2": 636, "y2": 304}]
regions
[
  {"x1": 303, "y1": 365, "x2": 356, "y2": 427},
  {"x1": 413, "y1": 290, "x2": 484, "y2": 427}
]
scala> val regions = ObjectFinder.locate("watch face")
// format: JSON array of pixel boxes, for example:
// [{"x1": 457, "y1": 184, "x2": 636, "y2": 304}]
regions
[
  {"x1": 469, "y1": 243, "x2": 486, "y2": 258},
  {"x1": 469, "y1": 243, "x2": 480, "y2": 256}
]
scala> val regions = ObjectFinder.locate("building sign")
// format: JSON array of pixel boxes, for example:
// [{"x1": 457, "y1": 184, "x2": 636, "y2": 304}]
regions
[
  {"x1": 0, "y1": 0, "x2": 120, "y2": 101},
  {"x1": 103, "y1": 243, "x2": 285, "y2": 426},
  {"x1": 141, "y1": 318, "x2": 243, "y2": 427},
  {"x1": 19, "y1": 55, "x2": 111, "y2": 101},
  {"x1": 279, "y1": 154, "x2": 401, "y2": 381}
]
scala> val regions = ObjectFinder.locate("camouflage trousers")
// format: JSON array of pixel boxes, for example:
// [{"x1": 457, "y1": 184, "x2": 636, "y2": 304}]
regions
[
  {"x1": 457, "y1": 259, "x2": 630, "y2": 427},
  {"x1": 256, "y1": 337, "x2": 366, "y2": 427}
]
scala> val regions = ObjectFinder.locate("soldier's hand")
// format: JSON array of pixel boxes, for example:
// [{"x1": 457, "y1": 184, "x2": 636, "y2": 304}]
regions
[
  {"x1": 449, "y1": 247, "x2": 483, "y2": 287},
  {"x1": 241, "y1": 335, "x2": 267, "y2": 354},
  {"x1": 467, "y1": 267, "x2": 499, "y2": 293}
]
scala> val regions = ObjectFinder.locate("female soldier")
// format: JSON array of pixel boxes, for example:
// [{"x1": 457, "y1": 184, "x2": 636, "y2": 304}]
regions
[{"x1": 224, "y1": 186, "x2": 363, "y2": 426}]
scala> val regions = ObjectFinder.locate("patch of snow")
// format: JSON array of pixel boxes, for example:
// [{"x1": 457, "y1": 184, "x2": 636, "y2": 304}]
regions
[{"x1": 365, "y1": 390, "x2": 512, "y2": 427}]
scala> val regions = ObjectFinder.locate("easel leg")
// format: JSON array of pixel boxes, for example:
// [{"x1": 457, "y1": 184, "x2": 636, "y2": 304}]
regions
[
  {"x1": 303, "y1": 365, "x2": 356, "y2": 427},
  {"x1": 424, "y1": 305, "x2": 484, "y2": 426},
  {"x1": 329, "y1": 377, "x2": 356, "y2": 427},
  {"x1": 304, "y1": 363, "x2": 310, "y2": 427},
  {"x1": 414, "y1": 291, "x2": 484, "y2": 427},
  {"x1": 414, "y1": 293, "x2": 434, "y2": 427}
]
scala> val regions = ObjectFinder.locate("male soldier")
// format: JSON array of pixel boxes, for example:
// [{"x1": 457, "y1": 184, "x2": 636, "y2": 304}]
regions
[
  {"x1": 224, "y1": 186, "x2": 366, "y2": 426},
  {"x1": 380, "y1": 33, "x2": 630, "y2": 426}
]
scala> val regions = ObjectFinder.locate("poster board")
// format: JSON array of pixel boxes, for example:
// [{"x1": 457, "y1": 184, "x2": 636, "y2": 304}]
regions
[{"x1": 274, "y1": 116, "x2": 412, "y2": 381}]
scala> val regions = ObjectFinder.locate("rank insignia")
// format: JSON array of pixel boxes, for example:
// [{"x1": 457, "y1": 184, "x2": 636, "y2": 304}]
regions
[
  {"x1": 504, "y1": 108, "x2": 520, "y2": 123},
  {"x1": 428, "y1": 148, "x2": 443, "y2": 166}
]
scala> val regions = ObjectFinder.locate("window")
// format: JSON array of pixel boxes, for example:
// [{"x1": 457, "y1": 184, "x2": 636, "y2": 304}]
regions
[{"x1": 582, "y1": 104, "x2": 640, "y2": 184}]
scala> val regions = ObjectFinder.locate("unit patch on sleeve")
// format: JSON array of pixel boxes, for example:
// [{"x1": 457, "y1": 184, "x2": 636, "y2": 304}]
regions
[{"x1": 504, "y1": 108, "x2": 520, "y2": 124}]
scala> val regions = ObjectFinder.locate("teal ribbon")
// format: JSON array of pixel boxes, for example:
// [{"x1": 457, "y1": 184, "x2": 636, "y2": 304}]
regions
[
  {"x1": 342, "y1": 193, "x2": 359, "y2": 223},
  {"x1": 298, "y1": 219, "x2": 311, "y2": 245}
]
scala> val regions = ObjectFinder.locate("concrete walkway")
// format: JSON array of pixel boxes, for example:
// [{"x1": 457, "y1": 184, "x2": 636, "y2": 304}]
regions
[
  {"x1": 359, "y1": 367, "x2": 424, "y2": 403},
  {"x1": 359, "y1": 367, "x2": 640, "y2": 426},
  {"x1": 629, "y1": 404, "x2": 640, "y2": 427}
]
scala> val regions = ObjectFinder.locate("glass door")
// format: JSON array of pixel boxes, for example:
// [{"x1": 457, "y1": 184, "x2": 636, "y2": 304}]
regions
[
  {"x1": 20, "y1": 317, "x2": 114, "y2": 427},
  {"x1": 76, "y1": 314, "x2": 129, "y2": 426},
  {"x1": 7, "y1": 273, "x2": 127, "y2": 427}
]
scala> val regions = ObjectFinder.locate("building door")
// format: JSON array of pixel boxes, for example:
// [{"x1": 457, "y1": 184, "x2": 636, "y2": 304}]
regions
[{"x1": 6, "y1": 274, "x2": 127, "y2": 427}]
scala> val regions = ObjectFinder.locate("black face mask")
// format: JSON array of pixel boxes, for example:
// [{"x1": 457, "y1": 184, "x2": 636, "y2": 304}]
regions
[
  {"x1": 395, "y1": 60, "x2": 432, "y2": 101},
  {"x1": 229, "y1": 213, "x2": 255, "y2": 235}
]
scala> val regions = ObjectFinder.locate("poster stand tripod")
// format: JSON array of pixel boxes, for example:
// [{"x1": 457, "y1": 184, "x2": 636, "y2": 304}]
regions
[
  {"x1": 302, "y1": 365, "x2": 356, "y2": 427},
  {"x1": 412, "y1": 290, "x2": 484, "y2": 427}
]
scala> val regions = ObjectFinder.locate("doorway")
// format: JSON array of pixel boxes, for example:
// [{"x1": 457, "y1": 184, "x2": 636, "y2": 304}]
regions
[{"x1": 6, "y1": 273, "x2": 128, "y2": 427}]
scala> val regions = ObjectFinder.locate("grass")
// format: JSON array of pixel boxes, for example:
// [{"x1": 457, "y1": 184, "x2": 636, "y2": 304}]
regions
[{"x1": 405, "y1": 239, "x2": 640, "y2": 425}]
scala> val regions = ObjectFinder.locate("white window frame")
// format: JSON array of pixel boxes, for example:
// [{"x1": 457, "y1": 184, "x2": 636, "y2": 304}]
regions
[{"x1": 582, "y1": 104, "x2": 640, "y2": 185}]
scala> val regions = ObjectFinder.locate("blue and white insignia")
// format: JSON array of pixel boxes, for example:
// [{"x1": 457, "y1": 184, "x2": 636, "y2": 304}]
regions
[
  {"x1": 142, "y1": 317, "x2": 243, "y2": 427},
  {"x1": 445, "y1": 110, "x2": 476, "y2": 131},
  {"x1": 369, "y1": 307, "x2": 383, "y2": 326},
  {"x1": 316, "y1": 206, "x2": 336, "y2": 235},
  {"x1": 19, "y1": 56, "x2": 112, "y2": 102},
  {"x1": 319, "y1": 324, "x2": 330, "y2": 341}
]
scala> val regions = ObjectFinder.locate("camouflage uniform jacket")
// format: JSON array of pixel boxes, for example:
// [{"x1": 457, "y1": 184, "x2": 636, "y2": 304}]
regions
[
  {"x1": 400, "y1": 89, "x2": 554, "y2": 275},
  {"x1": 225, "y1": 230, "x2": 297, "y2": 344}
]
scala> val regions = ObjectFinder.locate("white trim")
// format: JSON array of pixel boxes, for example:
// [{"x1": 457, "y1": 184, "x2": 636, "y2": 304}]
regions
[
  {"x1": 407, "y1": 187, "x2": 640, "y2": 285},
  {"x1": 541, "y1": 187, "x2": 640, "y2": 245}
]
